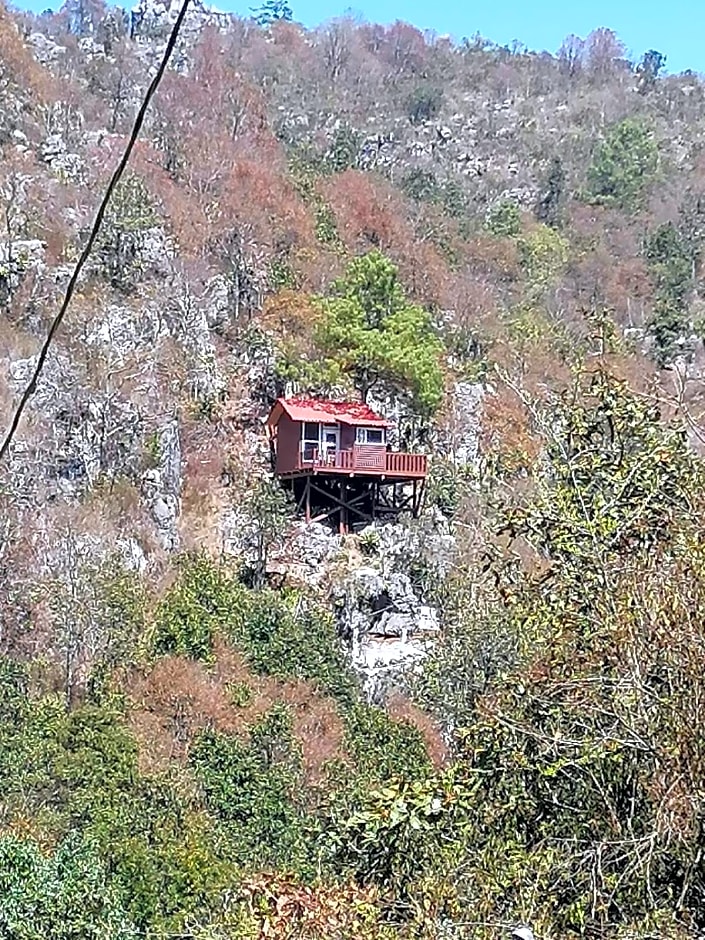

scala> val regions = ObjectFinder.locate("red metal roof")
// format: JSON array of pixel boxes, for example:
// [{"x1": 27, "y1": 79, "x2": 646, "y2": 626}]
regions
[{"x1": 269, "y1": 397, "x2": 392, "y2": 427}]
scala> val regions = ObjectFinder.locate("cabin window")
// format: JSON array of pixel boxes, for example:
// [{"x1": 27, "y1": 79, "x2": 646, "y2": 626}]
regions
[
  {"x1": 301, "y1": 423, "x2": 340, "y2": 462},
  {"x1": 302, "y1": 422, "x2": 320, "y2": 461},
  {"x1": 355, "y1": 427, "x2": 385, "y2": 445}
]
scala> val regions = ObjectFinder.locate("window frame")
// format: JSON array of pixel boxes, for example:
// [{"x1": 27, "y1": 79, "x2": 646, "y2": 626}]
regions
[
  {"x1": 301, "y1": 422, "x2": 321, "y2": 461},
  {"x1": 355, "y1": 426, "x2": 386, "y2": 446},
  {"x1": 301, "y1": 422, "x2": 340, "y2": 461}
]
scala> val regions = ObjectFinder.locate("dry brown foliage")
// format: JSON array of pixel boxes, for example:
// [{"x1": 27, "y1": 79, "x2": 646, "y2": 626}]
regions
[
  {"x1": 128, "y1": 639, "x2": 347, "y2": 786},
  {"x1": 0, "y1": 3, "x2": 56, "y2": 106},
  {"x1": 386, "y1": 692, "x2": 449, "y2": 769},
  {"x1": 480, "y1": 385, "x2": 543, "y2": 475},
  {"x1": 321, "y1": 170, "x2": 407, "y2": 254},
  {"x1": 240, "y1": 872, "x2": 387, "y2": 940},
  {"x1": 260, "y1": 289, "x2": 321, "y2": 345}
]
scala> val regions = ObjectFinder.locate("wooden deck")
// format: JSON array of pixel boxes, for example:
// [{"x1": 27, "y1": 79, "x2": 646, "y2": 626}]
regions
[{"x1": 279, "y1": 446, "x2": 427, "y2": 480}]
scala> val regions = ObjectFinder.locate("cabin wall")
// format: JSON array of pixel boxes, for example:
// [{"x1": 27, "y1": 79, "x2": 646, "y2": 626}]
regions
[
  {"x1": 274, "y1": 414, "x2": 392, "y2": 476},
  {"x1": 352, "y1": 444, "x2": 386, "y2": 469},
  {"x1": 275, "y1": 413, "x2": 301, "y2": 473}
]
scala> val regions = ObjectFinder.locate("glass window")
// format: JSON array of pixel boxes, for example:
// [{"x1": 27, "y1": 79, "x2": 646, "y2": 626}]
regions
[
  {"x1": 356, "y1": 427, "x2": 385, "y2": 445},
  {"x1": 302, "y1": 422, "x2": 320, "y2": 462}
]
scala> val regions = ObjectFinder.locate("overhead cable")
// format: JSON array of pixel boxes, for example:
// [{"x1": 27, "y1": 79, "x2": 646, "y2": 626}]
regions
[{"x1": 0, "y1": 0, "x2": 192, "y2": 463}]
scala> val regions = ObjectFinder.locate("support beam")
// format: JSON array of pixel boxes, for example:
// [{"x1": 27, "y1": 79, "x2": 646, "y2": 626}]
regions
[
  {"x1": 308, "y1": 481, "x2": 369, "y2": 511},
  {"x1": 307, "y1": 479, "x2": 374, "y2": 525},
  {"x1": 295, "y1": 482, "x2": 307, "y2": 513}
]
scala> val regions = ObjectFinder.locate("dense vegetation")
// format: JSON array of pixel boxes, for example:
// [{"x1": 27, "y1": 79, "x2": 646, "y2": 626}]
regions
[{"x1": 2, "y1": 0, "x2": 705, "y2": 935}]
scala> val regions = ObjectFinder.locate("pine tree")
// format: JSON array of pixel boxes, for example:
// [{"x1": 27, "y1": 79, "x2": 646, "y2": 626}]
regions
[{"x1": 316, "y1": 251, "x2": 444, "y2": 415}]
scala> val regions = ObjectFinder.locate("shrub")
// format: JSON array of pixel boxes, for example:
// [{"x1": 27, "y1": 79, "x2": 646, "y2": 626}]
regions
[
  {"x1": 484, "y1": 200, "x2": 521, "y2": 238},
  {"x1": 190, "y1": 709, "x2": 311, "y2": 872},
  {"x1": 153, "y1": 554, "x2": 246, "y2": 660},
  {"x1": 405, "y1": 84, "x2": 442, "y2": 125}
]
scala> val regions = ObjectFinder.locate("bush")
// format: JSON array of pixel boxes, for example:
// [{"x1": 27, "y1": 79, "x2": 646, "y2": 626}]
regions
[
  {"x1": 190, "y1": 710, "x2": 312, "y2": 873},
  {"x1": 230, "y1": 590, "x2": 358, "y2": 706},
  {"x1": 517, "y1": 224, "x2": 569, "y2": 287},
  {"x1": 153, "y1": 554, "x2": 246, "y2": 660},
  {"x1": 405, "y1": 84, "x2": 442, "y2": 125},
  {"x1": 484, "y1": 200, "x2": 521, "y2": 238},
  {"x1": 325, "y1": 124, "x2": 360, "y2": 172},
  {"x1": 344, "y1": 703, "x2": 432, "y2": 784},
  {"x1": 401, "y1": 168, "x2": 441, "y2": 203},
  {"x1": 426, "y1": 458, "x2": 466, "y2": 517},
  {"x1": 0, "y1": 834, "x2": 139, "y2": 940},
  {"x1": 154, "y1": 555, "x2": 359, "y2": 705},
  {"x1": 644, "y1": 222, "x2": 693, "y2": 365}
]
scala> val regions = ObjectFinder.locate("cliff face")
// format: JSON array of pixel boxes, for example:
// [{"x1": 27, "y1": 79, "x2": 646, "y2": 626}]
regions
[
  {"x1": 4, "y1": 3, "x2": 705, "y2": 936},
  {"x1": 1, "y1": 0, "x2": 704, "y2": 679}
]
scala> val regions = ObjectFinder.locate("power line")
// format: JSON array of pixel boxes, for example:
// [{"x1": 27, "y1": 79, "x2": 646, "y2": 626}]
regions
[{"x1": 0, "y1": 0, "x2": 192, "y2": 464}]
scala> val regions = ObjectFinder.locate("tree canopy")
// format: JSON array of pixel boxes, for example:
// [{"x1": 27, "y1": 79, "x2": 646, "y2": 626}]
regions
[
  {"x1": 315, "y1": 250, "x2": 444, "y2": 415},
  {"x1": 586, "y1": 118, "x2": 659, "y2": 208}
]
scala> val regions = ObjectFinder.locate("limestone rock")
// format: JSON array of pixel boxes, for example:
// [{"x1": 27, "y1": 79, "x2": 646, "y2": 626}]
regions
[
  {"x1": 332, "y1": 559, "x2": 440, "y2": 700},
  {"x1": 140, "y1": 419, "x2": 182, "y2": 551},
  {"x1": 27, "y1": 32, "x2": 67, "y2": 64}
]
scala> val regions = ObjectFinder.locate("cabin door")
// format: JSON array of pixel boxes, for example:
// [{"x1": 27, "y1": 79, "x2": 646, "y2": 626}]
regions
[{"x1": 321, "y1": 425, "x2": 339, "y2": 465}]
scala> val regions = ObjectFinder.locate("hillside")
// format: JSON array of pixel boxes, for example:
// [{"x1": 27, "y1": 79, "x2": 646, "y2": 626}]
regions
[{"x1": 2, "y1": 0, "x2": 705, "y2": 936}]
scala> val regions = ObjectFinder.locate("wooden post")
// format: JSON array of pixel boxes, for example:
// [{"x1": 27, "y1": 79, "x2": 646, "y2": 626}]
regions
[
  {"x1": 339, "y1": 483, "x2": 348, "y2": 534},
  {"x1": 304, "y1": 476, "x2": 311, "y2": 523}
]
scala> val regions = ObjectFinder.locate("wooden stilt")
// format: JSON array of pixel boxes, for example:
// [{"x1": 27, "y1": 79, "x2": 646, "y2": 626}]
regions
[
  {"x1": 286, "y1": 469, "x2": 426, "y2": 532},
  {"x1": 415, "y1": 479, "x2": 425, "y2": 517}
]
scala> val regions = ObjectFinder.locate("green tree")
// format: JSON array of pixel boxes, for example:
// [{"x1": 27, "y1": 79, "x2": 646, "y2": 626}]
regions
[
  {"x1": 251, "y1": 0, "x2": 292, "y2": 25},
  {"x1": 315, "y1": 250, "x2": 444, "y2": 414},
  {"x1": 405, "y1": 84, "x2": 443, "y2": 125},
  {"x1": 484, "y1": 199, "x2": 521, "y2": 238},
  {"x1": 535, "y1": 156, "x2": 566, "y2": 227},
  {"x1": 325, "y1": 124, "x2": 360, "y2": 172},
  {"x1": 331, "y1": 772, "x2": 465, "y2": 899},
  {"x1": 416, "y1": 370, "x2": 705, "y2": 935},
  {"x1": 586, "y1": 118, "x2": 658, "y2": 209},
  {"x1": 241, "y1": 476, "x2": 293, "y2": 590},
  {"x1": 0, "y1": 834, "x2": 139, "y2": 940},
  {"x1": 191, "y1": 709, "x2": 310, "y2": 873},
  {"x1": 153, "y1": 553, "x2": 246, "y2": 660},
  {"x1": 401, "y1": 168, "x2": 441, "y2": 204},
  {"x1": 515, "y1": 369, "x2": 696, "y2": 569},
  {"x1": 517, "y1": 224, "x2": 569, "y2": 288},
  {"x1": 97, "y1": 174, "x2": 160, "y2": 291},
  {"x1": 637, "y1": 48, "x2": 666, "y2": 93},
  {"x1": 644, "y1": 222, "x2": 693, "y2": 365}
]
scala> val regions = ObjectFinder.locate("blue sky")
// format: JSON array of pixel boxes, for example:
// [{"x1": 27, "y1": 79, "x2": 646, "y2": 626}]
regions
[{"x1": 13, "y1": 0, "x2": 705, "y2": 75}]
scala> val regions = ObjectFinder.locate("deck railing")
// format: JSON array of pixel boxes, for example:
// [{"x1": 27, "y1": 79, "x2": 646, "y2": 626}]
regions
[{"x1": 300, "y1": 446, "x2": 427, "y2": 477}]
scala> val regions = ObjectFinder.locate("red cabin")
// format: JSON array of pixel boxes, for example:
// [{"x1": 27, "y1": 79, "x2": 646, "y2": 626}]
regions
[
  {"x1": 266, "y1": 397, "x2": 427, "y2": 479},
  {"x1": 266, "y1": 397, "x2": 427, "y2": 531}
]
